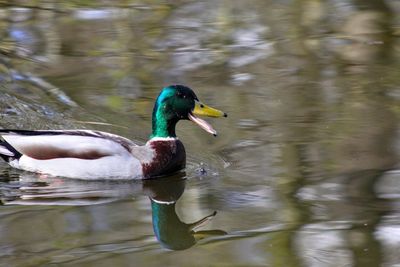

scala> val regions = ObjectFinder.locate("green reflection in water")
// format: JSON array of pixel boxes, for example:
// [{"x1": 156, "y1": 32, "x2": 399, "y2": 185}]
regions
[{"x1": 145, "y1": 176, "x2": 226, "y2": 250}]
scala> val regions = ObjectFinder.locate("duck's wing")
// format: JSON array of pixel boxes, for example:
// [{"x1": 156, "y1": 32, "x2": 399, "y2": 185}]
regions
[{"x1": 0, "y1": 129, "x2": 138, "y2": 160}]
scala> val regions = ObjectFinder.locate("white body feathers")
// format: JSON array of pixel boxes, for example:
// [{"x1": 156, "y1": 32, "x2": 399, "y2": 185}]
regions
[{"x1": 0, "y1": 130, "x2": 159, "y2": 180}]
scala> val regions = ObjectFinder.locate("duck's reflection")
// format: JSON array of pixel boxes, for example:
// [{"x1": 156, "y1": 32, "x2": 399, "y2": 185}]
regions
[
  {"x1": 143, "y1": 175, "x2": 227, "y2": 250},
  {"x1": 0, "y1": 171, "x2": 226, "y2": 250}
]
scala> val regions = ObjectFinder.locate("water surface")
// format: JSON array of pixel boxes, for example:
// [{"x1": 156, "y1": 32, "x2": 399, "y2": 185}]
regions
[{"x1": 0, "y1": 1, "x2": 400, "y2": 266}]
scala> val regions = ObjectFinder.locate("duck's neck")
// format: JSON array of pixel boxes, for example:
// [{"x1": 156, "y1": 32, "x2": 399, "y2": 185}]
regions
[{"x1": 151, "y1": 103, "x2": 178, "y2": 138}]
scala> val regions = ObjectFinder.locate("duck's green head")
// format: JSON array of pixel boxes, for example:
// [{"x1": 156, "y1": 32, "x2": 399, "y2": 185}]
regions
[{"x1": 151, "y1": 85, "x2": 227, "y2": 138}]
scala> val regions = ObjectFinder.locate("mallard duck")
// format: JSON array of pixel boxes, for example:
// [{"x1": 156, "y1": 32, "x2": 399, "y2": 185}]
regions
[{"x1": 0, "y1": 85, "x2": 227, "y2": 179}]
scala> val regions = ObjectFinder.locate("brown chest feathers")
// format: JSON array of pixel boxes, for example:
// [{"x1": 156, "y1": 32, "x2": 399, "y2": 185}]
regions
[{"x1": 142, "y1": 139, "x2": 186, "y2": 178}]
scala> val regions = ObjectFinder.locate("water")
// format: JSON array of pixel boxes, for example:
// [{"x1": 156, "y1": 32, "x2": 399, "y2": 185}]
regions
[{"x1": 0, "y1": 1, "x2": 399, "y2": 266}]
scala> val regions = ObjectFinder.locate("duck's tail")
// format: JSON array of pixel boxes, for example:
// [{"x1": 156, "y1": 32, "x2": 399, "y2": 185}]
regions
[{"x1": 0, "y1": 139, "x2": 21, "y2": 162}]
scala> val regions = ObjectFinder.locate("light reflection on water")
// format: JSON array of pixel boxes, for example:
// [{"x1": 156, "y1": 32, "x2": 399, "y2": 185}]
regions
[{"x1": 0, "y1": 1, "x2": 400, "y2": 266}]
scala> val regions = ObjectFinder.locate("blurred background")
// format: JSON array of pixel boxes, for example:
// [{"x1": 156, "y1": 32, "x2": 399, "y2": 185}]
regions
[{"x1": 0, "y1": 0, "x2": 399, "y2": 266}]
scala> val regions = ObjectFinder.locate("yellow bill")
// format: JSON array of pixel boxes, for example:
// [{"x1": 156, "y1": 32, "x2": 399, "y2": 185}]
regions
[
  {"x1": 189, "y1": 101, "x2": 227, "y2": 136},
  {"x1": 192, "y1": 101, "x2": 227, "y2": 118}
]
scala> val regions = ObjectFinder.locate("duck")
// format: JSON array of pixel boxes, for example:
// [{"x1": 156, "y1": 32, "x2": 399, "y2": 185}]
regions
[{"x1": 0, "y1": 85, "x2": 227, "y2": 179}]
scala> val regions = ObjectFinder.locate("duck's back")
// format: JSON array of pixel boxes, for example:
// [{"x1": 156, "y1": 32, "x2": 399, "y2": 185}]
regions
[{"x1": 0, "y1": 129, "x2": 143, "y2": 179}]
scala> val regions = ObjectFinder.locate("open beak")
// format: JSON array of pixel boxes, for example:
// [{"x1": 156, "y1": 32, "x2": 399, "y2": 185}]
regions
[{"x1": 188, "y1": 101, "x2": 227, "y2": 136}]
